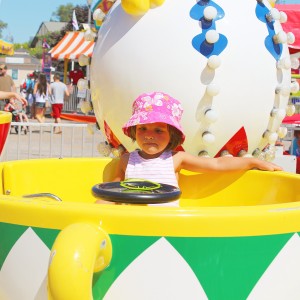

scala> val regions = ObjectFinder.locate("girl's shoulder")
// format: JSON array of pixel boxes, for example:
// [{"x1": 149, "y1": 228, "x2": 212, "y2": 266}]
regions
[
  {"x1": 120, "y1": 152, "x2": 130, "y2": 163},
  {"x1": 121, "y1": 151, "x2": 130, "y2": 157}
]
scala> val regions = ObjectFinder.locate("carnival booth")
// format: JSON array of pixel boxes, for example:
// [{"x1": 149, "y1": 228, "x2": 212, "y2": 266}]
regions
[
  {"x1": 49, "y1": 31, "x2": 94, "y2": 83},
  {"x1": 49, "y1": 31, "x2": 95, "y2": 113}
]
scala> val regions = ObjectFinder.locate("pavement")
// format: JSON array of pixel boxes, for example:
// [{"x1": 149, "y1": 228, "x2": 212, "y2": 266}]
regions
[{"x1": 2, "y1": 116, "x2": 106, "y2": 161}]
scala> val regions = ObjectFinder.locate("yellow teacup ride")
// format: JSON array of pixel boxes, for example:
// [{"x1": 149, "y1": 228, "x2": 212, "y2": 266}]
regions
[{"x1": 1, "y1": 157, "x2": 300, "y2": 299}]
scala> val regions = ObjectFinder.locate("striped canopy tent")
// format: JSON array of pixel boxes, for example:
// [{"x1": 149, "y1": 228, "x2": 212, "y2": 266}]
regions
[
  {"x1": 49, "y1": 31, "x2": 95, "y2": 82},
  {"x1": 50, "y1": 31, "x2": 94, "y2": 60}
]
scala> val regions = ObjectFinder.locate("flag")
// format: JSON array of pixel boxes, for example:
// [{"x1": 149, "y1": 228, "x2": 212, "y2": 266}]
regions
[
  {"x1": 42, "y1": 38, "x2": 50, "y2": 49},
  {"x1": 72, "y1": 10, "x2": 79, "y2": 31}
]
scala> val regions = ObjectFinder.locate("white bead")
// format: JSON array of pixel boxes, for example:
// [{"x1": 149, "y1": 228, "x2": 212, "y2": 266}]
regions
[
  {"x1": 206, "y1": 83, "x2": 220, "y2": 96},
  {"x1": 203, "y1": 6, "x2": 218, "y2": 21},
  {"x1": 205, "y1": 30, "x2": 219, "y2": 44},
  {"x1": 277, "y1": 127, "x2": 288, "y2": 139},
  {"x1": 202, "y1": 132, "x2": 215, "y2": 145},
  {"x1": 204, "y1": 109, "x2": 219, "y2": 123},
  {"x1": 207, "y1": 55, "x2": 221, "y2": 69}
]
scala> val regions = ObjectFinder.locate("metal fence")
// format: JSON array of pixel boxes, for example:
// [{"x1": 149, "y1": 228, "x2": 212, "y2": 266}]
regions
[
  {"x1": 2, "y1": 121, "x2": 106, "y2": 161},
  {"x1": 63, "y1": 85, "x2": 81, "y2": 113},
  {"x1": 62, "y1": 85, "x2": 92, "y2": 113}
]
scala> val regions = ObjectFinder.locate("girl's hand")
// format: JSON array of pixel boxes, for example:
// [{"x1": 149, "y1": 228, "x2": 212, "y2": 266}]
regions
[
  {"x1": 11, "y1": 93, "x2": 27, "y2": 106},
  {"x1": 252, "y1": 159, "x2": 283, "y2": 171}
]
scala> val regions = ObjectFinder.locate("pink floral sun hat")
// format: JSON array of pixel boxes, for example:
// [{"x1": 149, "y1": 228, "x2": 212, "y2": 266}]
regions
[{"x1": 122, "y1": 92, "x2": 185, "y2": 143}]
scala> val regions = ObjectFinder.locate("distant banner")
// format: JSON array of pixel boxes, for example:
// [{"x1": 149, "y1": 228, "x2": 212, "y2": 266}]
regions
[
  {"x1": 0, "y1": 39, "x2": 14, "y2": 56},
  {"x1": 42, "y1": 52, "x2": 52, "y2": 82}
]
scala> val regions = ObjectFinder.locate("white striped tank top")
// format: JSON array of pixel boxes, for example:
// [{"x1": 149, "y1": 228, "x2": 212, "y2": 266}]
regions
[{"x1": 125, "y1": 150, "x2": 178, "y2": 188}]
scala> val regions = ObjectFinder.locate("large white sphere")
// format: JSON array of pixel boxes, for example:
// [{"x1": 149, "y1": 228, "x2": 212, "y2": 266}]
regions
[{"x1": 91, "y1": 0, "x2": 291, "y2": 157}]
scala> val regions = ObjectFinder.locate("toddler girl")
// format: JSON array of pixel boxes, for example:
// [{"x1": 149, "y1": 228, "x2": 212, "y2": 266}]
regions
[
  {"x1": 98, "y1": 92, "x2": 282, "y2": 206},
  {"x1": 115, "y1": 92, "x2": 281, "y2": 183}
]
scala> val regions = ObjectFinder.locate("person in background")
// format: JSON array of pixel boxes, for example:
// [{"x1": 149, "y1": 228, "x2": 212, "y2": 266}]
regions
[
  {"x1": 50, "y1": 73, "x2": 70, "y2": 134},
  {"x1": 30, "y1": 71, "x2": 39, "y2": 119},
  {"x1": 68, "y1": 64, "x2": 84, "y2": 86},
  {"x1": 21, "y1": 73, "x2": 35, "y2": 117},
  {"x1": 4, "y1": 98, "x2": 29, "y2": 133},
  {"x1": 290, "y1": 129, "x2": 300, "y2": 157},
  {"x1": 0, "y1": 64, "x2": 16, "y2": 111},
  {"x1": 33, "y1": 73, "x2": 51, "y2": 123}
]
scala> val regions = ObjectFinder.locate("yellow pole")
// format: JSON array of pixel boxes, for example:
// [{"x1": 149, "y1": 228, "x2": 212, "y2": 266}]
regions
[{"x1": 63, "y1": 59, "x2": 69, "y2": 84}]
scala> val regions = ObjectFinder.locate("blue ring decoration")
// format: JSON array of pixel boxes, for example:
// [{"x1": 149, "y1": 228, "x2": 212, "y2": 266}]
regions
[
  {"x1": 190, "y1": 0, "x2": 228, "y2": 58},
  {"x1": 192, "y1": 34, "x2": 228, "y2": 58},
  {"x1": 92, "y1": 0, "x2": 102, "y2": 29},
  {"x1": 255, "y1": 2, "x2": 282, "y2": 60}
]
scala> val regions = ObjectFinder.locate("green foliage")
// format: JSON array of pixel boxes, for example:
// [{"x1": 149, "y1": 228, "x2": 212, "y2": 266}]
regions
[
  {"x1": 46, "y1": 5, "x2": 90, "y2": 48},
  {"x1": 51, "y1": 3, "x2": 75, "y2": 22},
  {"x1": 62, "y1": 5, "x2": 90, "y2": 32},
  {"x1": 38, "y1": 31, "x2": 63, "y2": 48},
  {"x1": 14, "y1": 42, "x2": 29, "y2": 50},
  {"x1": 28, "y1": 47, "x2": 44, "y2": 59},
  {"x1": 38, "y1": 5, "x2": 90, "y2": 49},
  {"x1": 13, "y1": 42, "x2": 43, "y2": 59},
  {"x1": 0, "y1": 20, "x2": 7, "y2": 39}
]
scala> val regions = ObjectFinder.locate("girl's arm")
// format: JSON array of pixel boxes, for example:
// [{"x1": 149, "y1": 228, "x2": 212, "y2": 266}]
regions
[
  {"x1": 0, "y1": 92, "x2": 27, "y2": 106},
  {"x1": 112, "y1": 153, "x2": 129, "y2": 181},
  {"x1": 47, "y1": 83, "x2": 51, "y2": 95},
  {"x1": 175, "y1": 151, "x2": 282, "y2": 173},
  {"x1": 33, "y1": 82, "x2": 38, "y2": 94},
  {"x1": 0, "y1": 91, "x2": 14, "y2": 99},
  {"x1": 16, "y1": 96, "x2": 27, "y2": 106},
  {"x1": 65, "y1": 85, "x2": 70, "y2": 97}
]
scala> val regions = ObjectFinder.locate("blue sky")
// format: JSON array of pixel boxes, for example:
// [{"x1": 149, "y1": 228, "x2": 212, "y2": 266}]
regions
[
  {"x1": 0, "y1": 0, "x2": 300, "y2": 43},
  {"x1": 0, "y1": 0, "x2": 88, "y2": 43}
]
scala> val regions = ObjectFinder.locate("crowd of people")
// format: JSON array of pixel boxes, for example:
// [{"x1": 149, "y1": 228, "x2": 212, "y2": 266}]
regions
[{"x1": 0, "y1": 64, "x2": 71, "y2": 134}]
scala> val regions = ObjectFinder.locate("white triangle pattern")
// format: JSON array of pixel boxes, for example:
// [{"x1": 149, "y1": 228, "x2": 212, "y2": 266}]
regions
[
  {"x1": 2, "y1": 230, "x2": 300, "y2": 299},
  {"x1": 247, "y1": 233, "x2": 300, "y2": 300},
  {"x1": 104, "y1": 237, "x2": 208, "y2": 300},
  {"x1": 0, "y1": 227, "x2": 50, "y2": 300}
]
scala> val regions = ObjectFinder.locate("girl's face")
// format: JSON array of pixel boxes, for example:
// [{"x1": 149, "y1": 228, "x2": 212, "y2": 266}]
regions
[{"x1": 135, "y1": 122, "x2": 170, "y2": 158}]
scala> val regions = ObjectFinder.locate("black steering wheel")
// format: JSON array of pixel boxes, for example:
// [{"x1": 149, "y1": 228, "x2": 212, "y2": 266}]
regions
[{"x1": 92, "y1": 179, "x2": 181, "y2": 204}]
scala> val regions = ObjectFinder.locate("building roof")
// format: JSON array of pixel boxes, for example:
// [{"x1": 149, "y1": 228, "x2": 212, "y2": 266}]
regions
[
  {"x1": 0, "y1": 48, "x2": 41, "y2": 72},
  {"x1": 43, "y1": 22, "x2": 67, "y2": 32},
  {"x1": 13, "y1": 49, "x2": 41, "y2": 65},
  {"x1": 30, "y1": 21, "x2": 67, "y2": 48}
]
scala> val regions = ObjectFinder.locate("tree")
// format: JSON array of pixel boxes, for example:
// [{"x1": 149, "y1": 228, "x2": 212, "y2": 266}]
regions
[
  {"x1": 63, "y1": 5, "x2": 91, "y2": 32},
  {"x1": 0, "y1": 20, "x2": 7, "y2": 39},
  {"x1": 51, "y1": 3, "x2": 75, "y2": 22},
  {"x1": 20, "y1": 4, "x2": 91, "y2": 57},
  {"x1": 49, "y1": 5, "x2": 91, "y2": 46}
]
